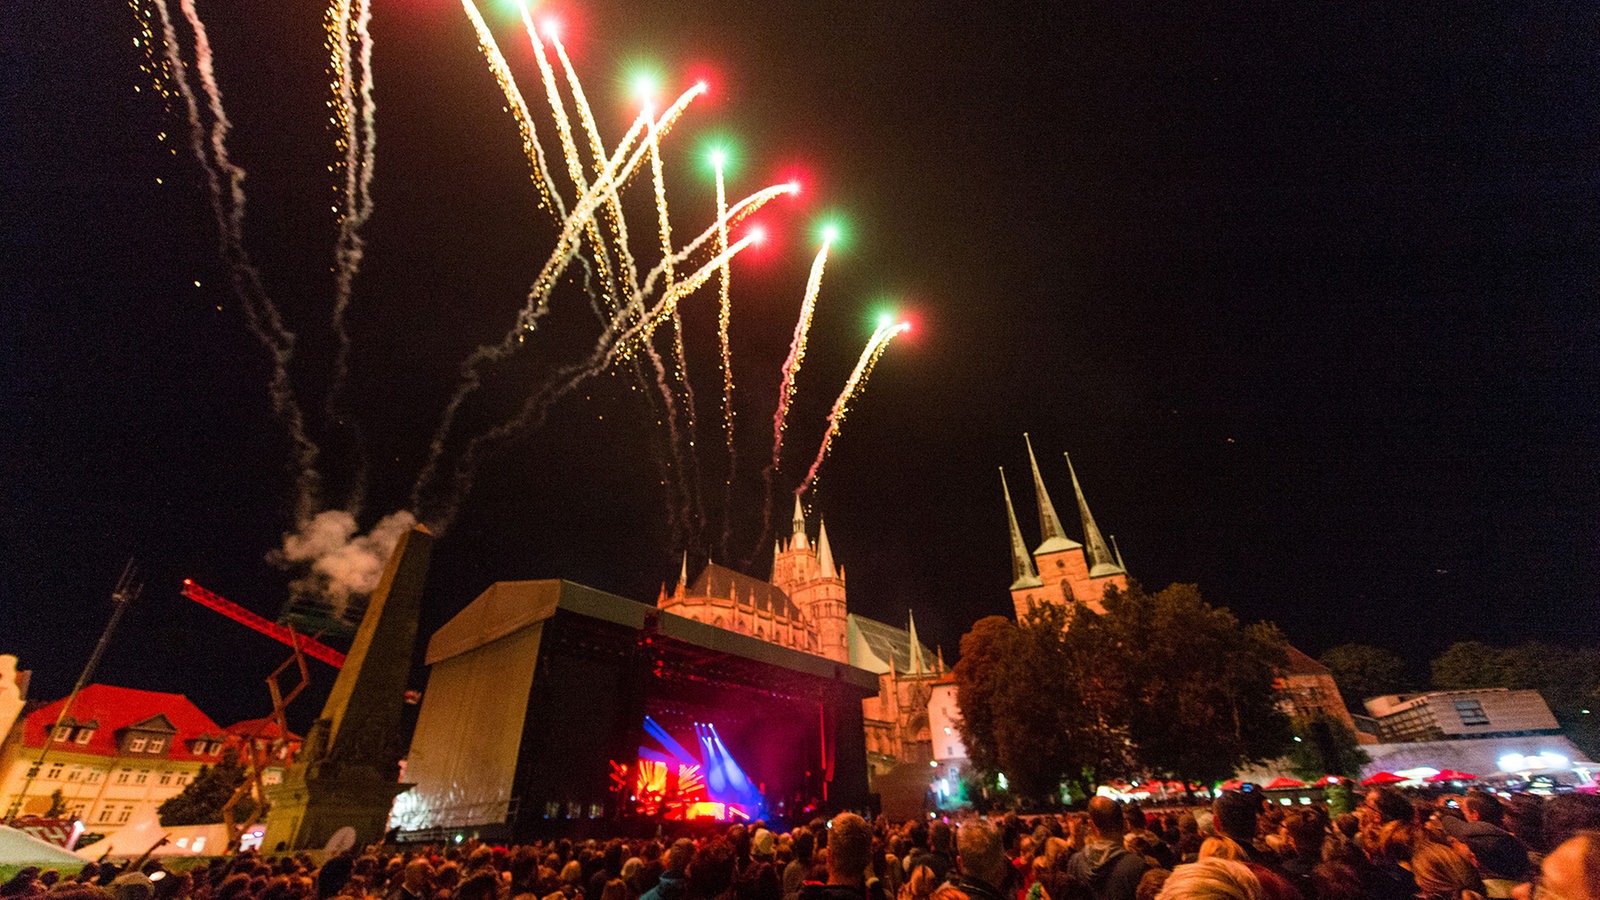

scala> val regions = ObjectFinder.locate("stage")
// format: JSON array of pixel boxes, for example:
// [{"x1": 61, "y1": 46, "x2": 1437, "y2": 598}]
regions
[{"x1": 393, "y1": 580, "x2": 876, "y2": 841}]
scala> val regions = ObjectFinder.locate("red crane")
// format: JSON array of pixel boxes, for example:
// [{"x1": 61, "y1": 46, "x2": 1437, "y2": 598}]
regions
[{"x1": 180, "y1": 579, "x2": 346, "y2": 668}]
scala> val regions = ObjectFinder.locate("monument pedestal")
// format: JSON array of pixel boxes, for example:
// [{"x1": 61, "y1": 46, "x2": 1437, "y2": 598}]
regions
[{"x1": 263, "y1": 524, "x2": 434, "y2": 852}]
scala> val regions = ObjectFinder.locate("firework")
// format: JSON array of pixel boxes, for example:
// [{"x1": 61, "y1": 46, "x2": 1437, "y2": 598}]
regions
[{"x1": 797, "y1": 319, "x2": 911, "y2": 496}]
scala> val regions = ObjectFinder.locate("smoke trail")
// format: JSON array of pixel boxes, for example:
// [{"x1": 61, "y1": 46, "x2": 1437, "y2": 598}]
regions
[
  {"x1": 796, "y1": 321, "x2": 910, "y2": 496},
  {"x1": 157, "y1": 0, "x2": 322, "y2": 524},
  {"x1": 272, "y1": 509, "x2": 416, "y2": 621},
  {"x1": 410, "y1": 98, "x2": 669, "y2": 511},
  {"x1": 325, "y1": 0, "x2": 378, "y2": 514},
  {"x1": 422, "y1": 231, "x2": 762, "y2": 532}
]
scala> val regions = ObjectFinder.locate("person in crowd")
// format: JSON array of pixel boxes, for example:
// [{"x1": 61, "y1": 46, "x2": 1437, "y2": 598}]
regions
[
  {"x1": 392, "y1": 859, "x2": 434, "y2": 900},
  {"x1": 1153, "y1": 858, "x2": 1261, "y2": 900},
  {"x1": 800, "y1": 813, "x2": 885, "y2": 900},
  {"x1": 898, "y1": 866, "x2": 938, "y2": 900},
  {"x1": 1273, "y1": 809, "x2": 1324, "y2": 897},
  {"x1": 1196, "y1": 840, "x2": 1245, "y2": 863},
  {"x1": 1512, "y1": 829, "x2": 1599, "y2": 900},
  {"x1": 906, "y1": 825, "x2": 955, "y2": 886},
  {"x1": 1133, "y1": 870, "x2": 1168, "y2": 900},
  {"x1": 1066, "y1": 798, "x2": 1148, "y2": 900},
  {"x1": 783, "y1": 831, "x2": 815, "y2": 900},
  {"x1": 951, "y1": 821, "x2": 1012, "y2": 900},
  {"x1": 1410, "y1": 842, "x2": 1485, "y2": 900},
  {"x1": 641, "y1": 841, "x2": 694, "y2": 900}
]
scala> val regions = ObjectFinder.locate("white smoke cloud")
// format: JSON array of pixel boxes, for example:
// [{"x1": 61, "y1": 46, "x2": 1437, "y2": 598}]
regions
[{"x1": 272, "y1": 509, "x2": 417, "y2": 620}]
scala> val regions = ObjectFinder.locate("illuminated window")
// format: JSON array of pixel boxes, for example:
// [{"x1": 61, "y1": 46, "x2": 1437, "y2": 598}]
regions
[
  {"x1": 54, "y1": 726, "x2": 72, "y2": 741},
  {"x1": 75, "y1": 729, "x2": 94, "y2": 744},
  {"x1": 146, "y1": 739, "x2": 165, "y2": 753},
  {"x1": 129, "y1": 737, "x2": 147, "y2": 752},
  {"x1": 1454, "y1": 700, "x2": 1490, "y2": 727}
]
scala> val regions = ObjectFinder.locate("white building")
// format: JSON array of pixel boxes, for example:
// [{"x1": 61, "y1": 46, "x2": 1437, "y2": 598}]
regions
[{"x1": 1363, "y1": 689, "x2": 1561, "y2": 743}]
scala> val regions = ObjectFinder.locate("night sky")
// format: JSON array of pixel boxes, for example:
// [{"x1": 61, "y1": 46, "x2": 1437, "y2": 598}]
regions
[{"x1": 4, "y1": 2, "x2": 1597, "y2": 728}]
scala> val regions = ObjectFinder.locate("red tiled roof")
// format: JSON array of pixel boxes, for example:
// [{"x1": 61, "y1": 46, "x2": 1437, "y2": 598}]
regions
[
  {"x1": 1284, "y1": 645, "x2": 1331, "y2": 676},
  {"x1": 225, "y1": 717, "x2": 301, "y2": 742},
  {"x1": 22, "y1": 684, "x2": 227, "y2": 762}
]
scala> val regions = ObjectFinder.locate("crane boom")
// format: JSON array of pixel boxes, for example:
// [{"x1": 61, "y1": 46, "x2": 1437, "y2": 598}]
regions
[{"x1": 180, "y1": 579, "x2": 345, "y2": 668}]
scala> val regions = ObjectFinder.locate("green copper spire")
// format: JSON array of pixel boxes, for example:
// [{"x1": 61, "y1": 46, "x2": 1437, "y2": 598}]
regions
[
  {"x1": 1001, "y1": 467, "x2": 1043, "y2": 590},
  {"x1": 1025, "y1": 433, "x2": 1081, "y2": 554},
  {"x1": 1065, "y1": 452, "x2": 1123, "y2": 577}
]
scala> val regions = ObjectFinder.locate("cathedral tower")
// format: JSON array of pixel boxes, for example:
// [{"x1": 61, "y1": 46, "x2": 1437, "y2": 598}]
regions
[
  {"x1": 1006, "y1": 437, "x2": 1129, "y2": 619},
  {"x1": 773, "y1": 497, "x2": 849, "y2": 663}
]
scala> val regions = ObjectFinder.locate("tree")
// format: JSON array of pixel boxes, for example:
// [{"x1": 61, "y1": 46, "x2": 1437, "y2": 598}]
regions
[
  {"x1": 953, "y1": 583, "x2": 1291, "y2": 804},
  {"x1": 1432, "y1": 641, "x2": 1600, "y2": 760},
  {"x1": 44, "y1": 788, "x2": 69, "y2": 818},
  {"x1": 157, "y1": 750, "x2": 257, "y2": 826},
  {"x1": 1100, "y1": 584, "x2": 1292, "y2": 786},
  {"x1": 1286, "y1": 712, "x2": 1370, "y2": 782},
  {"x1": 1320, "y1": 644, "x2": 1410, "y2": 710}
]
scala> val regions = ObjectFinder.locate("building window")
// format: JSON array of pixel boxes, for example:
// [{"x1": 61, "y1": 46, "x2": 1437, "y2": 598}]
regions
[
  {"x1": 116, "y1": 772, "x2": 130, "y2": 784},
  {"x1": 98, "y1": 807, "x2": 115, "y2": 823},
  {"x1": 1454, "y1": 699, "x2": 1490, "y2": 727},
  {"x1": 54, "y1": 726, "x2": 72, "y2": 741},
  {"x1": 158, "y1": 774, "x2": 172, "y2": 785},
  {"x1": 146, "y1": 739, "x2": 165, "y2": 754},
  {"x1": 86, "y1": 771, "x2": 101, "y2": 783},
  {"x1": 117, "y1": 806, "x2": 132, "y2": 824},
  {"x1": 129, "y1": 737, "x2": 147, "y2": 753},
  {"x1": 135, "y1": 771, "x2": 149, "y2": 785},
  {"x1": 45, "y1": 765, "x2": 62, "y2": 780},
  {"x1": 75, "y1": 729, "x2": 94, "y2": 744}
]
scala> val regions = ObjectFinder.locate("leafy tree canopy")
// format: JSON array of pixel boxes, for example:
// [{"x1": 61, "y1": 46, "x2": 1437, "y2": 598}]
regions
[
  {"x1": 156, "y1": 750, "x2": 257, "y2": 826},
  {"x1": 1319, "y1": 643, "x2": 1411, "y2": 710}
]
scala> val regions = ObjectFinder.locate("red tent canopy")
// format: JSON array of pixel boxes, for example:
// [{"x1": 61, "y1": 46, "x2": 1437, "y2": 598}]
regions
[
  {"x1": 1361, "y1": 771, "x2": 1406, "y2": 786},
  {"x1": 1218, "y1": 779, "x2": 1245, "y2": 791},
  {"x1": 1263, "y1": 776, "x2": 1307, "y2": 789},
  {"x1": 1311, "y1": 775, "x2": 1346, "y2": 787},
  {"x1": 1427, "y1": 770, "x2": 1477, "y2": 783}
]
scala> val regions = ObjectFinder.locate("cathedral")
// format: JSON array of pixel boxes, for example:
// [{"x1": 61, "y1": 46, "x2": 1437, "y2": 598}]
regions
[
  {"x1": 654, "y1": 437, "x2": 1135, "y2": 785},
  {"x1": 656, "y1": 497, "x2": 940, "y2": 779},
  {"x1": 1001, "y1": 434, "x2": 1129, "y2": 620}
]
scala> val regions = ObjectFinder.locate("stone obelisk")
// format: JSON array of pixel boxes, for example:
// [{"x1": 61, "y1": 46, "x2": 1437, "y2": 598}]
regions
[{"x1": 263, "y1": 524, "x2": 434, "y2": 851}]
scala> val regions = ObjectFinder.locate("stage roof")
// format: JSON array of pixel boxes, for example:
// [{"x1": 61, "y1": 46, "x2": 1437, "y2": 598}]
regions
[{"x1": 428, "y1": 579, "x2": 879, "y2": 695}]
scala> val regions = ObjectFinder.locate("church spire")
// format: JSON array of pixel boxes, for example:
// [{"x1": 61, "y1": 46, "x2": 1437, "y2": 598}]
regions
[
  {"x1": 1025, "y1": 433, "x2": 1081, "y2": 554},
  {"x1": 791, "y1": 494, "x2": 809, "y2": 549},
  {"x1": 679, "y1": 551, "x2": 688, "y2": 586},
  {"x1": 1111, "y1": 534, "x2": 1127, "y2": 571},
  {"x1": 907, "y1": 609, "x2": 927, "y2": 676},
  {"x1": 1065, "y1": 452, "x2": 1122, "y2": 577},
  {"x1": 1001, "y1": 467, "x2": 1043, "y2": 590},
  {"x1": 817, "y1": 520, "x2": 837, "y2": 578}
]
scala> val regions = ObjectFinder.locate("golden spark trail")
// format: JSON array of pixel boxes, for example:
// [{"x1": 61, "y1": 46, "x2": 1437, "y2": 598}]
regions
[
  {"x1": 771, "y1": 238, "x2": 832, "y2": 469},
  {"x1": 714, "y1": 160, "x2": 735, "y2": 457},
  {"x1": 519, "y1": 11, "x2": 623, "y2": 309},
  {"x1": 423, "y1": 230, "x2": 761, "y2": 532},
  {"x1": 415, "y1": 91, "x2": 703, "y2": 511},
  {"x1": 796, "y1": 321, "x2": 910, "y2": 496},
  {"x1": 551, "y1": 32, "x2": 643, "y2": 300},
  {"x1": 459, "y1": 0, "x2": 561, "y2": 212},
  {"x1": 638, "y1": 182, "x2": 795, "y2": 300}
]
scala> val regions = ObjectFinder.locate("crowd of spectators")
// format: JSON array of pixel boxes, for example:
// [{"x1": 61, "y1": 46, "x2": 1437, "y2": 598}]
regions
[{"x1": 3, "y1": 789, "x2": 1597, "y2": 900}]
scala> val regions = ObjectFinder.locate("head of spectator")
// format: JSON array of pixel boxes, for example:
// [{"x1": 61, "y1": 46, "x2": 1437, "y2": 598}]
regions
[
  {"x1": 1087, "y1": 798, "x2": 1128, "y2": 842},
  {"x1": 1410, "y1": 840, "x2": 1486, "y2": 900},
  {"x1": 1153, "y1": 857, "x2": 1261, "y2": 900},
  {"x1": 454, "y1": 871, "x2": 499, "y2": 900},
  {"x1": 1462, "y1": 792, "x2": 1503, "y2": 827},
  {"x1": 688, "y1": 839, "x2": 737, "y2": 899},
  {"x1": 1278, "y1": 809, "x2": 1325, "y2": 861},
  {"x1": 955, "y1": 821, "x2": 1009, "y2": 892},
  {"x1": 666, "y1": 840, "x2": 696, "y2": 876},
  {"x1": 1197, "y1": 838, "x2": 1246, "y2": 862},
  {"x1": 1135, "y1": 869, "x2": 1170, "y2": 900},
  {"x1": 1362, "y1": 787, "x2": 1415, "y2": 827},
  {"x1": 826, "y1": 814, "x2": 872, "y2": 887},
  {"x1": 752, "y1": 829, "x2": 777, "y2": 863},
  {"x1": 1307, "y1": 862, "x2": 1364, "y2": 900},
  {"x1": 1211, "y1": 793, "x2": 1262, "y2": 849},
  {"x1": 928, "y1": 823, "x2": 953, "y2": 856},
  {"x1": 1516, "y1": 829, "x2": 1599, "y2": 900}
]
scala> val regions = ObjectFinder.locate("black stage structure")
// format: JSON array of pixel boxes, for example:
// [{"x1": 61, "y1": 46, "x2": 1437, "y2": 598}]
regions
[{"x1": 395, "y1": 580, "x2": 876, "y2": 841}]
